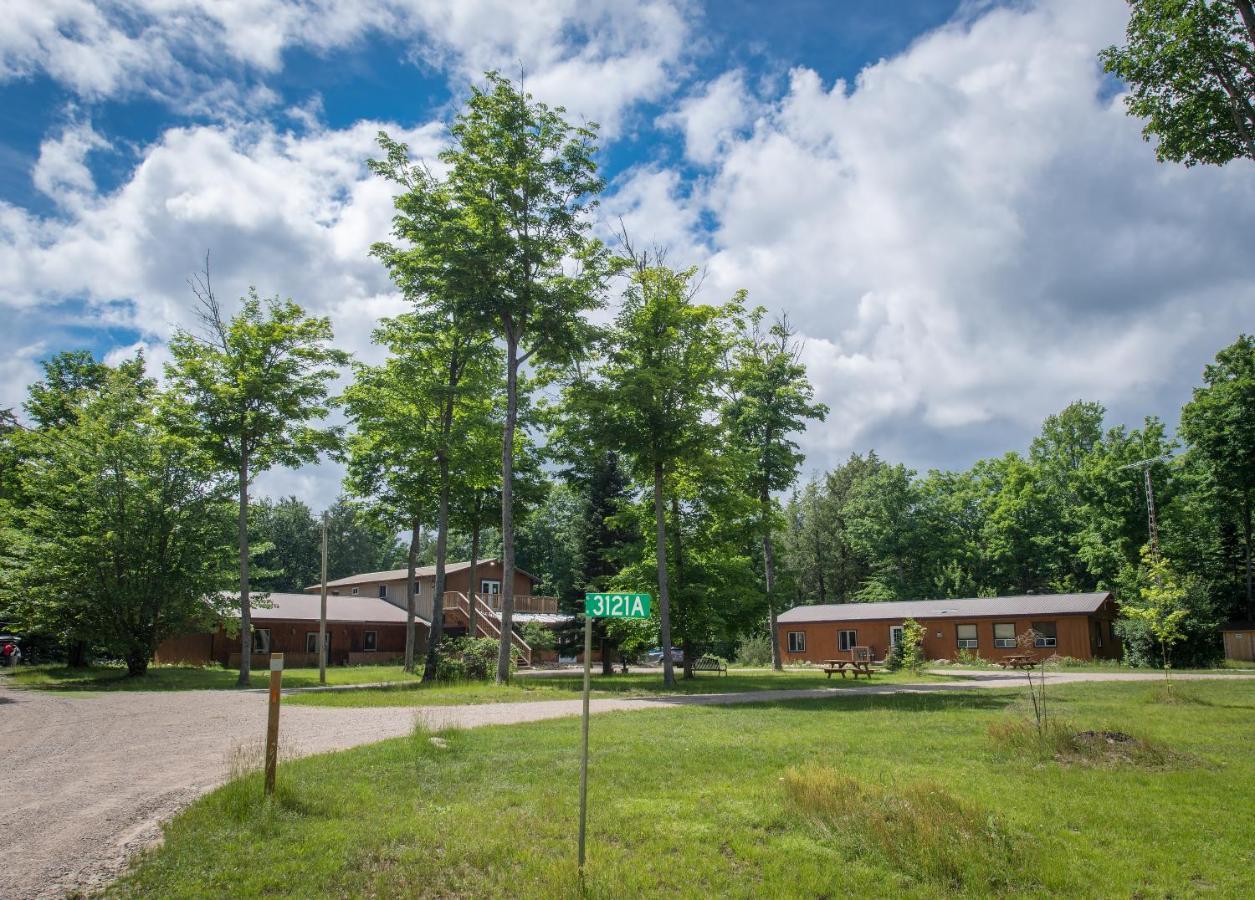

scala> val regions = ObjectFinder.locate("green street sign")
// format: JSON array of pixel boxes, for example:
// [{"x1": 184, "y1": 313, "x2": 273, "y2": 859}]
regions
[{"x1": 584, "y1": 592, "x2": 651, "y2": 619}]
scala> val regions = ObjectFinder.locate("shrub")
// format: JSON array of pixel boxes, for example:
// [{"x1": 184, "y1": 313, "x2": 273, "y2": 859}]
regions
[
  {"x1": 735, "y1": 632, "x2": 773, "y2": 666},
  {"x1": 954, "y1": 648, "x2": 984, "y2": 667},
  {"x1": 435, "y1": 637, "x2": 514, "y2": 682},
  {"x1": 884, "y1": 639, "x2": 905, "y2": 672},
  {"x1": 782, "y1": 765, "x2": 1022, "y2": 891},
  {"x1": 900, "y1": 618, "x2": 926, "y2": 672}
]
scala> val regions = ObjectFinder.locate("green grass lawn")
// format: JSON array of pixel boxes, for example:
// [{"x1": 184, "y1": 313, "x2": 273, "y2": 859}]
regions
[
  {"x1": 2, "y1": 662, "x2": 421, "y2": 692},
  {"x1": 285, "y1": 668, "x2": 957, "y2": 707},
  {"x1": 112, "y1": 680, "x2": 1255, "y2": 898}
]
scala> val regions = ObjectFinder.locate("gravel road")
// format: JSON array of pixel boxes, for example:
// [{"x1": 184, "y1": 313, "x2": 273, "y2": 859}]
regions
[{"x1": 1, "y1": 669, "x2": 1249, "y2": 898}]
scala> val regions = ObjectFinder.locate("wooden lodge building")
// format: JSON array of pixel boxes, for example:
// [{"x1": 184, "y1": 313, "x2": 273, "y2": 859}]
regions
[
  {"x1": 155, "y1": 591, "x2": 411, "y2": 668},
  {"x1": 777, "y1": 591, "x2": 1122, "y2": 665},
  {"x1": 156, "y1": 559, "x2": 568, "y2": 669}
]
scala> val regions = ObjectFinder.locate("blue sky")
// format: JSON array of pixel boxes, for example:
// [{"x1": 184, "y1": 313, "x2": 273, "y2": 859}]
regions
[{"x1": 2, "y1": 0, "x2": 1253, "y2": 506}]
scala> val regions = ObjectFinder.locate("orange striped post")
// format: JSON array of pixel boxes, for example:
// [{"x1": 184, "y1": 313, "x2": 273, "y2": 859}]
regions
[{"x1": 264, "y1": 652, "x2": 284, "y2": 796}]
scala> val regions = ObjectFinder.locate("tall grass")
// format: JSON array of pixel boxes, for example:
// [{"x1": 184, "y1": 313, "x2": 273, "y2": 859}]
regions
[{"x1": 781, "y1": 765, "x2": 1024, "y2": 892}]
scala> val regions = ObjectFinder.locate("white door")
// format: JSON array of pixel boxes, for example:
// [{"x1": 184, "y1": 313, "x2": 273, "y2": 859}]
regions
[
  {"x1": 889, "y1": 626, "x2": 904, "y2": 647},
  {"x1": 480, "y1": 579, "x2": 501, "y2": 595}
]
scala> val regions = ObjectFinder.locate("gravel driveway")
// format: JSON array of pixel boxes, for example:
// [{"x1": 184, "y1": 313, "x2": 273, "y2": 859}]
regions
[{"x1": 1, "y1": 670, "x2": 1250, "y2": 898}]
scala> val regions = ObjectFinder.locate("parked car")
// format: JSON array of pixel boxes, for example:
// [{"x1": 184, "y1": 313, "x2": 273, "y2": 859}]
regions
[
  {"x1": 0, "y1": 635, "x2": 21, "y2": 667},
  {"x1": 645, "y1": 647, "x2": 684, "y2": 665}
]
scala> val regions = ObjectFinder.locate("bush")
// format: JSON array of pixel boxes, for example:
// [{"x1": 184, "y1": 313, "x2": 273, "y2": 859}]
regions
[
  {"x1": 884, "y1": 639, "x2": 905, "y2": 672},
  {"x1": 954, "y1": 648, "x2": 984, "y2": 667},
  {"x1": 901, "y1": 618, "x2": 926, "y2": 672},
  {"x1": 735, "y1": 632, "x2": 773, "y2": 666},
  {"x1": 434, "y1": 637, "x2": 514, "y2": 682}
]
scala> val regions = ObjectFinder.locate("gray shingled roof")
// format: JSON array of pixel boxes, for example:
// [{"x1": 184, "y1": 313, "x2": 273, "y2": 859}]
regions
[
  {"x1": 309, "y1": 559, "x2": 538, "y2": 590},
  {"x1": 778, "y1": 591, "x2": 1112, "y2": 623},
  {"x1": 245, "y1": 592, "x2": 422, "y2": 625}
]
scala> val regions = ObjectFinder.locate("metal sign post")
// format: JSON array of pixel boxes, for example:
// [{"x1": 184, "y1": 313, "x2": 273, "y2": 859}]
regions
[
  {"x1": 578, "y1": 593, "x2": 652, "y2": 872},
  {"x1": 264, "y1": 652, "x2": 284, "y2": 796}
]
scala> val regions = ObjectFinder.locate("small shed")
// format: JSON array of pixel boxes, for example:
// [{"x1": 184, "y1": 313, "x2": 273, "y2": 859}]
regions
[{"x1": 1220, "y1": 623, "x2": 1255, "y2": 662}]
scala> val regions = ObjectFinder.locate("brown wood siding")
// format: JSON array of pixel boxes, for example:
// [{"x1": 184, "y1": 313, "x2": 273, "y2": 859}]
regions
[
  {"x1": 156, "y1": 620, "x2": 418, "y2": 669},
  {"x1": 1222, "y1": 629, "x2": 1255, "y2": 661},
  {"x1": 778, "y1": 611, "x2": 1120, "y2": 665}
]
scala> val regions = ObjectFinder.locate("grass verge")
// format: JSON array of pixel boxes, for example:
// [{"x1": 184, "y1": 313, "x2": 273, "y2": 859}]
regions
[
  {"x1": 285, "y1": 669, "x2": 956, "y2": 707},
  {"x1": 111, "y1": 680, "x2": 1255, "y2": 898},
  {"x1": 3, "y1": 662, "x2": 421, "y2": 692}
]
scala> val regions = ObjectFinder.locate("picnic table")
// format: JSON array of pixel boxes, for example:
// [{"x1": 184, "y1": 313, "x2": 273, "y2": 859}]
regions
[
  {"x1": 822, "y1": 648, "x2": 877, "y2": 680},
  {"x1": 996, "y1": 654, "x2": 1038, "y2": 670}
]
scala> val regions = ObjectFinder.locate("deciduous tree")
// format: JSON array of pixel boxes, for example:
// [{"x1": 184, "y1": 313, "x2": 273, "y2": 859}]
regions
[
  {"x1": 164, "y1": 273, "x2": 348, "y2": 686},
  {"x1": 1102, "y1": 0, "x2": 1255, "y2": 166}
]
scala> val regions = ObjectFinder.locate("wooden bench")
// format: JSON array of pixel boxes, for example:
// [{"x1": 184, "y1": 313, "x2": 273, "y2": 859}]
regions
[{"x1": 691, "y1": 656, "x2": 727, "y2": 675}]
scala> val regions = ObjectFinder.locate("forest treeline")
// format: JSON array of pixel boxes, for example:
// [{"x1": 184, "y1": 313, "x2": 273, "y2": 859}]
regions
[{"x1": 1, "y1": 71, "x2": 1251, "y2": 679}]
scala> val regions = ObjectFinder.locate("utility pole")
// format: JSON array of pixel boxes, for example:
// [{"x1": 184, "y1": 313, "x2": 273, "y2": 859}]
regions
[
  {"x1": 1118, "y1": 456, "x2": 1170, "y2": 557},
  {"x1": 319, "y1": 510, "x2": 328, "y2": 685}
]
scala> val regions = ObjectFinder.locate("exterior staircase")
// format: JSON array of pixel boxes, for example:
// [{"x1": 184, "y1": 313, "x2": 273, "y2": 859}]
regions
[{"x1": 442, "y1": 591, "x2": 534, "y2": 667}]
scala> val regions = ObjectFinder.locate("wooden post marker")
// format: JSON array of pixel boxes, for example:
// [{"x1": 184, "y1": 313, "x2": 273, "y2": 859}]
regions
[
  {"x1": 264, "y1": 652, "x2": 284, "y2": 796},
  {"x1": 578, "y1": 593, "x2": 651, "y2": 872}
]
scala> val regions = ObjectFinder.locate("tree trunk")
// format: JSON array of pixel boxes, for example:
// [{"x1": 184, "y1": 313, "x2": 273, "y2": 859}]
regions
[
  {"x1": 66, "y1": 640, "x2": 88, "y2": 668},
  {"x1": 404, "y1": 520, "x2": 419, "y2": 673},
  {"x1": 467, "y1": 498, "x2": 481, "y2": 637},
  {"x1": 1245, "y1": 495, "x2": 1253, "y2": 618},
  {"x1": 654, "y1": 460, "x2": 675, "y2": 687},
  {"x1": 1236, "y1": 0, "x2": 1255, "y2": 49},
  {"x1": 237, "y1": 454, "x2": 251, "y2": 688},
  {"x1": 600, "y1": 636, "x2": 613, "y2": 676},
  {"x1": 496, "y1": 331, "x2": 519, "y2": 684},
  {"x1": 126, "y1": 646, "x2": 149, "y2": 677},
  {"x1": 763, "y1": 494, "x2": 783, "y2": 671},
  {"x1": 672, "y1": 494, "x2": 693, "y2": 680},
  {"x1": 424, "y1": 451, "x2": 452, "y2": 682}
]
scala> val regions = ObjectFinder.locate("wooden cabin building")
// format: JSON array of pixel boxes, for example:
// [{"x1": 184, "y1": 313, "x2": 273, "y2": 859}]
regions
[{"x1": 777, "y1": 591, "x2": 1122, "y2": 665}]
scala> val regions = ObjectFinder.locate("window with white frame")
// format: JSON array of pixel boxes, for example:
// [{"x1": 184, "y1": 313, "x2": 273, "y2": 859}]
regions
[
  {"x1": 252, "y1": 628, "x2": 271, "y2": 654},
  {"x1": 993, "y1": 623, "x2": 1016, "y2": 648},
  {"x1": 1032, "y1": 621, "x2": 1057, "y2": 648},
  {"x1": 351, "y1": 586, "x2": 359, "y2": 595},
  {"x1": 956, "y1": 624, "x2": 978, "y2": 649},
  {"x1": 481, "y1": 579, "x2": 501, "y2": 595},
  {"x1": 787, "y1": 631, "x2": 806, "y2": 653},
  {"x1": 378, "y1": 584, "x2": 388, "y2": 599},
  {"x1": 363, "y1": 630, "x2": 377, "y2": 652},
  {"x1": 889, "y1": 625, "x2": 904, "y2": 647},
  {"x1": 838, "y1": 629, "x2": 857, "y2": 652}
]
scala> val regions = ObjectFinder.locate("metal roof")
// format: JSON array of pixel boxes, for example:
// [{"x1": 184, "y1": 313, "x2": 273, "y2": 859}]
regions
[
  {"x1": 308, "y1": 559, "x2": 538, "y2": 591},
  {"x1": 778, "y1": 591, "x2": 1113, "y2": 624},
  {"x1": 244, "y1": 592, "x2": 422, "y2": 625}
]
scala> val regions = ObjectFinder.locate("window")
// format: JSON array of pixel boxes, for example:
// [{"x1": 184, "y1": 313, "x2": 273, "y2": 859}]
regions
[
  {"x1": 838, "y1": 630, "x2": 857, "y2": 652},
  {"x1": 351, "y1": 587, "x2": 360, "y2": 595},
  {"x1": 787, "y1": 631, "x2": 806, "y2": 653},
  {"x1": 1032, "y1": 621, "x2": 1057, "y2": 648},
  {"x1": 956, "y1": 624, "x2": 978, "y2": 649},
  {"x1": 363, "y1": 631, "x2": 378, "y2": 652},
  {"x1": 252, "y1": 628, "x2": 271, "y2": 654},
  {"x1": 305, "y1": 632, "x2": 329, "y2": 655},
  {"x1": 889, "y1": 625, "x2": 904, "y2": 647},
  {"x1": 378, "y1": 584, "x2": 388, "y2": 599},
  {"x1": 993, "y1": 623, "x2": 1016, "y2": 648},
  {"x1": 481, "y1": 579, "x2": 501, "y2": 595}
]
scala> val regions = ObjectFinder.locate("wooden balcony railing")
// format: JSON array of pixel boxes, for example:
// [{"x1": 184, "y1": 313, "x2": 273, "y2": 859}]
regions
[{"x1": 474, "y1": 593, "x2": 560, "y2": 614}]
